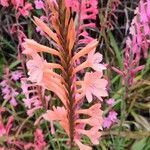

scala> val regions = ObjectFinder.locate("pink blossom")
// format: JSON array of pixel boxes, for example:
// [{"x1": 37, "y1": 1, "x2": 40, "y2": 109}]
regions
[
  {"x1": 43, "y1": 106, "x2": 69, "y2": 135},
  {"x1": 73, "y1": 48, "x2": 106, "y2": 74},
  {"x1": 106, "y1": 98, "x2": 115, "y2": 106},
  {"x1": 87, "y1": 50, "x2": 106, "y2": 72},
  {"x1": 34, "y1": 129, "x2": 46, "y2": 150},
  {"x1": 65, "y1": 0, "x2": 79, "y2": 11},
  {"x1": 18, "y1": 2, "x2": 33, "y2": 17},
  {"x1": 0, "y1": 77, "x2": 18, "y2": 106},
  {"x1": 108, "y1": 111, "x2": 118, "y2": 122},
  {"x1": 77, "y1": 103, "x2": 102, "y2": 117},
  {"x1": 21, "y1": 78, "x2": 49, "y2": 116},
  {"x1": 140, "y1": 0, "x2": 148, "y2": 23},
  {"x1": 147, "y1": 0, "x2": 150, "y2": 18},
  {"x1": 82, "y1": 72, "x2": 108, "y2": 102},
  {"x1": 11, "y1": 0, "x2": 23, "y2": 8},
  {"x1": 35, "y1": 0, "x2": 44, "y2": 9},
  {"x1": 103, "y1": 111, "x2": 118, "y2": 129},
  {"x1": 26, "y1": 54, "x2": 47, "y2": 84},
  {"x1": 0, "y1": 0, "x2": 9, "y2": 7},
  {"x1": 76, "y1": 127, "x2": 101, "y2": 145},
  {"x1": 103, "y1": 117, "x2": 112, "y2": 129},
  {"x1": 0, "y1": 121, "x2": 6, "y2": 137},
  {"x1": 11, "y1": 70, "x2": 23, "y2": 81}
]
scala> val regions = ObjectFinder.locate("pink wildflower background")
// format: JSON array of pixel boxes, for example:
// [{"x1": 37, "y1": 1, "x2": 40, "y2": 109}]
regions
[{"x1": 0, "y1": 0, "x2": 150, "y2": 149}]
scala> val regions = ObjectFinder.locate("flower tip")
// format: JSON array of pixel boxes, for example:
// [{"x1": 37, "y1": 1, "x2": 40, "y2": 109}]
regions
[{"x1": 33, "y1": 16, "x2": 38, "y2": 21}]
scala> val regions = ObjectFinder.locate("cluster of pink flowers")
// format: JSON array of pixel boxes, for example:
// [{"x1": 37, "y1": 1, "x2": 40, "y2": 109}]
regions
[
  {"x1": 65, "y1": 0, "x2": 98, "y2": 48},
  {"x1": 0, "y1": 69, "x2": 23, "y2": 106},
  {"x1": 21, "y1": 78, "x2": 50, "y2": 116},
  {"x1": 0, "y1": 0, "x2": 33, "y2": 17},
  {"x1": 0, "y1": 107, "x2": 25, "y2": 149},
  {"x1": 112, "y1": 0, "x2": 150, "y2": 85},
  {"x1": 127, "y1": 0, "x2": 150, "y2": 59},
  {"x1": 0, "y1": 106, "x2": 46, "y2": 149},
  {"x1": 0, "y1": 108, "x2": 14, "y2": 137}
]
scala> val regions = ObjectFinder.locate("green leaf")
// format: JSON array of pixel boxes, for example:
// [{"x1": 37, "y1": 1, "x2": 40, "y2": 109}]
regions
[
  {"x1": 108, "y1": 32, "x2": 123, "y2": 69},
  {"x1": 131, "y1": 138, "x2": 147, "y2": 150},
  {"x1": 9, "y1": 60, "x2": 21, "y2": 69},
  {"x1": 0, "y1": 36, "x2": 16, "y2": 52}
]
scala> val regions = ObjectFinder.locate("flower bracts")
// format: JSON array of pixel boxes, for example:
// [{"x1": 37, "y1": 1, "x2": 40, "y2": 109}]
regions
[{"x1": 22, "y1": 0, "x2": 108, "y2": 149}]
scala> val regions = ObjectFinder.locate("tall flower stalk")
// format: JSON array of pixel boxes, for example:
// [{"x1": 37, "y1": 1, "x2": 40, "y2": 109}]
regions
[{"x1": 22, "y1": 0, "x2": 108, "y2": 149}]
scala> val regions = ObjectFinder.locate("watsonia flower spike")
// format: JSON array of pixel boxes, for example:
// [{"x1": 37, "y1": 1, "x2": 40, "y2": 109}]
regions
[{"x1": 22, "y1": 0, "x2": 108, "y2": 149}]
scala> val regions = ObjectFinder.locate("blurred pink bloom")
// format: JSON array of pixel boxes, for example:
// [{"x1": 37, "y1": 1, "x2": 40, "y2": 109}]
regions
[
  {"x1": 81, "y1": 0, "x2": 98, "y2": 20},
  {"x1": 24, "y1": 129, "x2": 46, "y2": 150},
  {"x1": 11, "y1": 0, "x2": 24, "y2": 8},
  {"x1": 108, "y1": 111, "x2": 118, "y2": 122},
  {"x1": 65, "y1": 0, "x2": 98, "y2": 48},
  {"x1": 140, "y1": 0, "x2": 148, "y2": 23},
  {"x1": 103, "y1": 111, "x2": 118, "y2": 129},
  {"x1": 0, "y1": 0, "x2": 9, "y2": 7},
  {"x1": 35, "y1": 0, "x2": 44, "y2": 9},
  {"x1": 147, "y1": 0, "x2": 150, "y2": 18},
  {"x1": 65, "y1": 0, "x2": 79, "y2": 11},
  {"x1": 11, "y1": 70, "x2": 23, "y2": 81},
  {"x1": 34, "y1": 129, "x2": 46, "y2": 150},
  {"x1": 0, "y1": 72, "x2": 19, "y2": 106},
  {"x1": 18, "y1": 2, "x2": 33, "y2": 17},
  {"x1": 5, "y1": 116, "x2": 14, "y2": 135},
  {"x1": 21, "y1": 78, "x2": 49, "y2": 116},
  {"x1": 82, "y1": 72, "x2": 108, "y2": 102},
  {"x1": 106, "y1": 98, "x2": 115, "y2": 106},
  {"x1": 114, "y1": 0, "x2": 150, "y2": 86},
  {"x1": 103, "y1": 117, "x2": 112, "y2": 129},
  {"x1": 0, "y1": 121, "x2": 6, "y2": 137}
]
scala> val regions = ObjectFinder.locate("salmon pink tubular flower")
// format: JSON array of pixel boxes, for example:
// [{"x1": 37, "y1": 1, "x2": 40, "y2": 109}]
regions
[
  {"x1": 26, "y1": 56, "x2": 47, "y2": 84},
  {"x1": 73, "y1": 49, "x2": 106, "y2": 74},
  {"x1": 23, "y1": 0, "x2": 108, "y2": 149},
  {"x1": 80, "y1": 72, "x2": 108, "y2": 102},
  {"x1": 43, "y1": 106, "x2": 69, "y2": 135}
]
